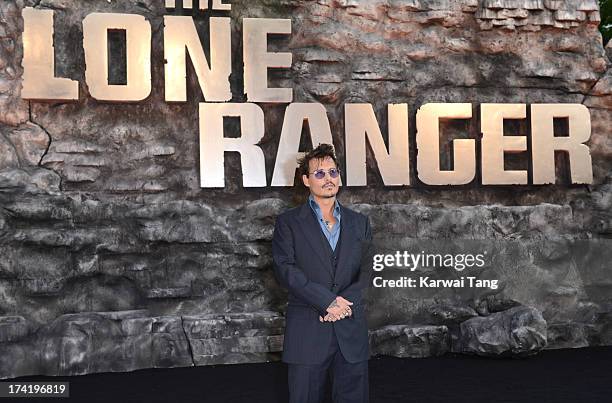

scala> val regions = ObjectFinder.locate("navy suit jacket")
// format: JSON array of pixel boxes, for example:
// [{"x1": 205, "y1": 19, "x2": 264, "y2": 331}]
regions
[{"x1": 272, "y1": 201, "x2": 373, "y2": 364}]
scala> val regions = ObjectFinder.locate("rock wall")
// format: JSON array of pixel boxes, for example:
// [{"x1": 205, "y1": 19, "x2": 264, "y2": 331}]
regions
[{"x1": 0, "y1": 0, "x2": 611, "y2": 378}]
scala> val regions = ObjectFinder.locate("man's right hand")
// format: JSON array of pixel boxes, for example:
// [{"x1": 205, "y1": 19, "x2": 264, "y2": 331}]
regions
[{"x1": 324, "y1": 296, "x2": 353, "y2": 321}]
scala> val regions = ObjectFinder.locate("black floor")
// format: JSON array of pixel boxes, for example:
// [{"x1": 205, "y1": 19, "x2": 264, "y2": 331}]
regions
[{"x1": 7, "y1": 347, "x2": 612, "y2": 402}]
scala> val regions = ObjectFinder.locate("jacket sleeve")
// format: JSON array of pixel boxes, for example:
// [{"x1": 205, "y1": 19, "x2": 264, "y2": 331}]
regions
[
  {"x1": 272, "y1": 214, "x2": 337, "y2": 315},
  {"x1": 339, "y1": 215, "x2": 374, "y2": 304}
]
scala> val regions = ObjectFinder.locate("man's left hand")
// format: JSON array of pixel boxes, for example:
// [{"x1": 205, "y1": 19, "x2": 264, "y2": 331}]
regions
[{"x1": 319, "y1": 307, "x2": 352, "y2": 322}]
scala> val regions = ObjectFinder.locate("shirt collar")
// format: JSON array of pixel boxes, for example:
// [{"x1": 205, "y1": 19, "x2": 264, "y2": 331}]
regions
[{"x1": 308, "y1": 194, "x2": 341, "y2": 218}]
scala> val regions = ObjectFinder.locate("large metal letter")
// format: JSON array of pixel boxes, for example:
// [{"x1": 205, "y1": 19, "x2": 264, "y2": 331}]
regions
[
  {"x1": 531, "y1": 104, "x2": 593, "y2": 184},
  {"x1": 243, "y1": 18, "x2": 292, "y2": 103},
  {"x1": 345, "y1": 104, "x2": 410, "y2": 186},
  {"x1": 481, "y1": 104, "x2": 528, "y2": 185},
  {"x1": 212, "y1": 0, "x2": 232, "y2": 10},
  {"x1": 164, "y1": 16, "x2": 231, "y2": 102},
  {"x1": 199, "y1": 103, "x2": 266, "y2": 188},
  {"x1": 82, "y1": 13, "x2": 151, "y2": 102},
  {"x1": 271, "y1": 103, "x2": 334, "y2": 186},
  {"x1": 416, "y1": 103, "x2": 475, "y2": 185},
  {"x1": 21, "y1": 8, "x2": 78, "y2": 101}
]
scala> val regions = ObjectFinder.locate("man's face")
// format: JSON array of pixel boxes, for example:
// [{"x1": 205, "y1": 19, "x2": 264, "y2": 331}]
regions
[{"x1": 302, "y1": 156, "x2": 340, "y2": 199}]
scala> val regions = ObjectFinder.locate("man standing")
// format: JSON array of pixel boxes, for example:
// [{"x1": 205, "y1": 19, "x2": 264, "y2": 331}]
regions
[{"x1": 272, "y1": 144, "x2": 373, "y2": 403}]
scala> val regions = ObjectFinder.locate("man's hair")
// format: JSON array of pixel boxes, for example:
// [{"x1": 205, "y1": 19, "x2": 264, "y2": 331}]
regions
[{"x1": 297, "y1": 143, "x2": 339, "y2": 178}]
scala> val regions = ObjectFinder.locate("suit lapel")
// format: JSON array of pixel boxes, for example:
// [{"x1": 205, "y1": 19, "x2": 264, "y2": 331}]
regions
[
  {"x1": 297, "y1": 203, "x2": 334, "y2": 279},
  {"x1": 335, "y1": 202, "x2": 355, "y2": 280}
]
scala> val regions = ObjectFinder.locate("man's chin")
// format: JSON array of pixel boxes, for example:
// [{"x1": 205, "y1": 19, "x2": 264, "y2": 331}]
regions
[{"x1": 320, "y1": 189, "x2": 338, "y2": 198}]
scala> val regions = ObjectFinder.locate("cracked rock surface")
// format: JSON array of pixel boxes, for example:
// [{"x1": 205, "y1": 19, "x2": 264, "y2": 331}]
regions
[{"x1": 0, "y1": 0, "x2": 611, "y2": 378}]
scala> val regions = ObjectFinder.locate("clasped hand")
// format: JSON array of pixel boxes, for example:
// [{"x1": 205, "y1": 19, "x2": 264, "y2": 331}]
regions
[{"x1": 319, "y1": 296, "x2": 353, "y2": 322}]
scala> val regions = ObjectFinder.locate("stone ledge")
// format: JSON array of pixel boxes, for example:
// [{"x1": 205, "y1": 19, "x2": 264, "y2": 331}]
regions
[
  {"x1": 476, "y1": 0, "x2": 600, "y2": 30},
  {"x1": 184, "y1": 312, "x2": 285, "y2": 365},
  {"x1": 2, "y1": 306, "x2": 612, "y2": 378},
  {"x1": 370, "y1": 324, "x2": 450, "y2": 358},
  {"x1": 0, "y1": 311, "x2": 285, "y2": 379},
  {"x1": 455, "y1": 306, "x2": 548, "y2": 356}
]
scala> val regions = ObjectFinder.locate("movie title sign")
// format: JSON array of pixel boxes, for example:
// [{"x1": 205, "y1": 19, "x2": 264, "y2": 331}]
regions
[{"x1": 20, "y1": 1, "x2": 593, "y2": 187}]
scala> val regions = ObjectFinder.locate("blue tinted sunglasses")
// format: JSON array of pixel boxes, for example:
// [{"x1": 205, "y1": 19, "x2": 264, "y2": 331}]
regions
[{"x1": 309, "y1": 168, "x2": 340, "y2": 179}]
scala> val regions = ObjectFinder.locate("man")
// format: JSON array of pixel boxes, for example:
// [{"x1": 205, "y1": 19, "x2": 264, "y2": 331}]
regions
[{"x1": 272, "y1": 143, "x2": 374, "y2": 403}]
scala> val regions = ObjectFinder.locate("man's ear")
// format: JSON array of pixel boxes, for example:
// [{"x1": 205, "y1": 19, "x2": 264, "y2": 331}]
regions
[{"x1": 302, "y1": 174, "x2": 310, "y2": 188}]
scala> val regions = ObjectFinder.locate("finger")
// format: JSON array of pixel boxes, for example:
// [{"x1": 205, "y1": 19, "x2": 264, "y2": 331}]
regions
[
  {"x1": 319, "y1": 316, "x2": 323, "y2": 322},
  {"x1": 339, "y1": 296, "x2": 353, "y2": 305}
]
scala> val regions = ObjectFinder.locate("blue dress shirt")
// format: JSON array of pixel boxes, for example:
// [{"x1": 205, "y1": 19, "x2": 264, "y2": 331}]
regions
[{"x1": 308, "y1": 195, "x2": 342, "y2": 251}]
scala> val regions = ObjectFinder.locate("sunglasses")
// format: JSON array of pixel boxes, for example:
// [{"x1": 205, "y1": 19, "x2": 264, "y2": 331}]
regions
[{"x1": 309, "y1": 168, "x2": 340, "y2": 179}]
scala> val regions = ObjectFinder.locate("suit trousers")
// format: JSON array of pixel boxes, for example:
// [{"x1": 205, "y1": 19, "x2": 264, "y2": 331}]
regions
[{"x1": 287, "y1": 326, "x2": 369, "y2": 403}]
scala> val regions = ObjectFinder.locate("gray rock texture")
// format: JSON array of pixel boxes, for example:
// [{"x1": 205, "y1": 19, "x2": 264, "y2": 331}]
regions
[
  {"x1": 455, "y1": 306, "x2": 548, "y2": 356},
  {"x1": 370, "y1": 324, "x2": 450, "y2": 358},
  {"x1": 0, "y1": 0, "x2": 610, "y2": 378},
  {"x1": 184, "y1": 312, "x2": 284, "y2": 365},
  {"x1": 0, "y1": 310, "x2": 193, "y2": 377}
]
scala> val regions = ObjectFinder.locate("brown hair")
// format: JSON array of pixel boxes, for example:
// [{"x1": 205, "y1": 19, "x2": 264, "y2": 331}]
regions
[{"x1": 296, "y1": 143, "x2": 339, "y2": 178}]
